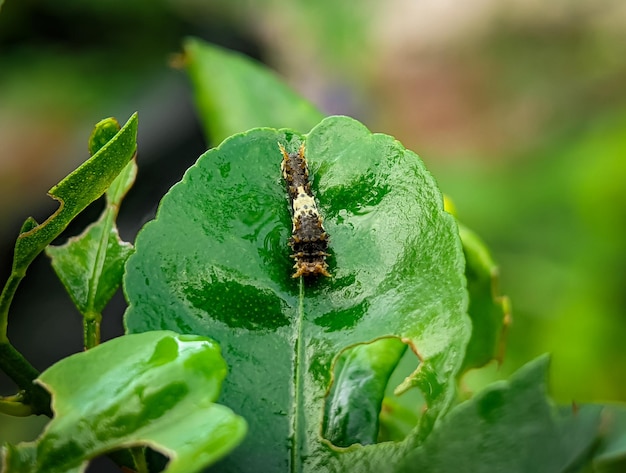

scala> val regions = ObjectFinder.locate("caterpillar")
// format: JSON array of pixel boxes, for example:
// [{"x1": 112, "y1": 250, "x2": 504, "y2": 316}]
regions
[{"x1": 279, "y1": 143, "x2": 330, "y2": 278}]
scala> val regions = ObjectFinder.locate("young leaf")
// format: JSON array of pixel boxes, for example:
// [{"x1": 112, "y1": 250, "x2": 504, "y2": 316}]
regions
[
  {"x1": 124, "y1": 116, "x2": 471, "y2": 472},
  {"x1": 46, "y1": 118, "x2": 137, "y2": 348},
  {"x1": 183, "y1": 37, "x2": 324, "y2": 143},
  {"x1": 458, "y1": 223, "x2": 510, "y2": 372},
  {"x1": 0, "y1": 114, "x2": 137, "y2": 414},
  {"x1": 396, "y1": 355, "x2": 607, "y2": 473},
  {"x1": 88, "y1": 116, "x2": 122, "y2": 156},
  {"x1": 45, "y1": 214, "x2": 133, "y2": 319},
  {"x1": 0, "y1": 331, "x2": 247, "y2": 473},
  {"x1": 45, "y1": 159, "x2": 136, "y2": 347},
  {"x1": 322, "y1": 338, "x2": 407, "y2": 447},
  {"x1": 11, "y1": 113, "x2": 138, "y2": 273}
]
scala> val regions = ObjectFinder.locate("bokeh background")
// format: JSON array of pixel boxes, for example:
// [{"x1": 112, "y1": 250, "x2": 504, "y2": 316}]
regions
[{"x1": 1, "y1": 0, "x2": 625, "y2": 455}]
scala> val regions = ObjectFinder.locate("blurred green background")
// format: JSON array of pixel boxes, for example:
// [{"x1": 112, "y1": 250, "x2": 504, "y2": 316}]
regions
[{"x1": 1, "y1": 0, "x2": 625, "y2": 446}]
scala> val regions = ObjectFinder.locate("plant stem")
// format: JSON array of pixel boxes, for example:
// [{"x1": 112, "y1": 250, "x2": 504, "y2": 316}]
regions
[
  {"x1": 84, "y1": 312, "x2": 102, "y2": 350},
  {"x1": 0, "y1": 270, "x2": 24, "y2": 343},
  {"x1": 0, "y1": 342, "x2": 51, "y2": 416},
  {"x1": 0, "y1": 269, "x2": 52, "y2": 416},
  {"x1": 129, "y1": 447, "x2": 149, "y2": 473}
]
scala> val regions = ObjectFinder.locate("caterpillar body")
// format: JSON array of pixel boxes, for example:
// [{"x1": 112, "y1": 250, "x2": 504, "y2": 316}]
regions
[{"x1": 279, "y1": 143, "x2": 330, "y2": 278}]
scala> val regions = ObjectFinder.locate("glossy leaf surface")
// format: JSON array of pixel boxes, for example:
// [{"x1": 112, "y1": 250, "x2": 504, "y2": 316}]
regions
[
  {"x1": 322, "y1": 337, "x2": 406, "y2": 447},
  {"x1": 124, "y1": 116, "x2": 470, "y2": 472},
  {"x1": 183, "y1": 37, "x2": 324, "y2": 143},
  {"x1": 1, "y1": 331, "x2": 247, "y2": 473}
]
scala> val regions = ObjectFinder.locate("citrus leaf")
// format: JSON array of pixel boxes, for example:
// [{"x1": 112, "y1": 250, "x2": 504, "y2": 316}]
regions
[
  {"x1": 88, "y1": 117, "x2": 122, "y2": 156},
  {"x1": 396, "y1": 355, "x2": 606, "y2": 473},
  {"x1": 124, "y1": 116, "x2": 470, "y2": 472},
  {"x1": 45, "y1": 218, "x2": 133, "y2": 316},
  {"x1": 12, "y1": 113, "x2": 137, "y2": 273},
  {"x1": 322, "y1": 338, "x2": 406, "y2": 447},
  {"x1": 45, "y1": 118, "x2": 137, "y2": 348},
  {"x1": 458, "y1": 223, "x2": 511, "y2": 371},
  {"x1": 592, "y1": 404, "x2": 626, "y2": 473},
  {"x1": 183, "y1": 37, "x2": 324, "y2": 143},
  {"x1": 46, "y1": 160, "x2": 136, "y2": 318},
  {"x1": 0, "y1": 331, "x2": 247, "y2": 473}
]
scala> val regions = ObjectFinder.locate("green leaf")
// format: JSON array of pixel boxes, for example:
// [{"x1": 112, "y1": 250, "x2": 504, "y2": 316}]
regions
[
  {"x1": 323, "y1": 338, "x2": 407, "y2": 447},
  {"x1": 45, "y1": 215, "x2": 133, "y2": 316},
  {"x1": 592, "y1": 404, "x2": 626, "y2": 473},
  {"x1": 458, "y1": 223, "x2": 510, "y2": 371},
  {"x1": 1, "y1": 331, "x2": 247, "y2": 473},
  {"x1": 12, "y1": 113, "x2": 138, "y2": 273},
  {"x1": 46, "y1": 129, "x2": 137, "y2": 319},
  {"x1": 396, "y1": 355, "x2": 606, "y2": 473},
  {"x1": 0, "y1": 115, "x2": 137, "y2": 414},
  {"x1": 124, "y1": 116, "x2": 470, "y2": 472},
  {"x1": 46, "y1": 118, "x2": 137, "y2": 348},
  {"x1": 183, "y1": 38, "x2": 324, "y2": 143},
  {"x1": 88, "y1": 117, "x2": 122, "y2": 156}
]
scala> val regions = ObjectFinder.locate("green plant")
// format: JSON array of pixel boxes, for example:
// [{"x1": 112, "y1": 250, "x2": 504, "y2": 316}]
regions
[{"x1": 1, "y1": 38, "x2": 625, "y2": 473}]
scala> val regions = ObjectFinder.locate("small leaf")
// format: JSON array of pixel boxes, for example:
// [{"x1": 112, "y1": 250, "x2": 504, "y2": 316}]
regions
[
  {"x1": 46, "y1": 160, "x2": 137, "y2": 317},
  {"x1": 46, "y1": 221, "x2": 133, "y2": 316},
  {"x1": 183, "y1": 38, "x2": 324, "y2": 143},
  {"x1": 125, "y1": 116, "x2": 470, "y2": 472},
  {"x1": 106, "y1": 158, "x2": 137, "y2": 205},
  {"x1": 323, "y1": 338, "x2": 407, "y2": 447},
  {"x1": 397, "y1": 355, "x2": 604, "y2": 472},
  {"x1": 0, "y1": 331, "x2": 247, "y2": 473},
  {"x1": 458, "y1": 223, "x2": 510, "y2": 371},
  {"x1": 12, "y1": 113, "x2": 137, "y2": 273},
  {"x1": 88, "y1": 117, "x2": 122, "y2": 156}
]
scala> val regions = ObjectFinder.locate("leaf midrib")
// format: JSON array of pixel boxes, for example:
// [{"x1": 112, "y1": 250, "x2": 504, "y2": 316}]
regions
[{"x1": 292, "y1": 277, "x2": 306, "y2": 473}]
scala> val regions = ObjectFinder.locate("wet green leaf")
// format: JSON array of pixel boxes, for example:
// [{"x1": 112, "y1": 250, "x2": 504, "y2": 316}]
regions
[
  {"x1": 322, "y1": 338, "x2": 407, "y2": 447},
  {"x1": 183, "y1": 37, "x2": 324, "y2": 143},
  {"x1": 397, "y1": 355, "x2": 604, "y2": 472},
  {"x1": 12, "y1": 113, "x2": 137, "y2": 273},
  {"x1": 0, "y1": 331, "x2": 247, "y2": 473},
  {"x1": 124, "y1": 116, "x2": 470, "y2": 472}
]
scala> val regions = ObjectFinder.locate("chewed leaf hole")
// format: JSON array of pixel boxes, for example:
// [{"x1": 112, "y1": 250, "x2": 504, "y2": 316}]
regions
[
  {"x1": 86, "y1": 454, "x2": 120, "y2": 472},
  {"x1": 86, "y1": 446, "x2": 168, "y2": 472},
  {"x1": 379, "y1": 345, "x2": 425, "y2": 443},
  {"x1": 322, "y1": 337, "x2": 423, "y2": 448}
]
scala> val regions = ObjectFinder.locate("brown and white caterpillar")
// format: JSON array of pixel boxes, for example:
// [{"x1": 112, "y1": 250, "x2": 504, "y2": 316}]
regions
[{"x1": 279, "y1": 143, "x2": 330, "y2": 278}]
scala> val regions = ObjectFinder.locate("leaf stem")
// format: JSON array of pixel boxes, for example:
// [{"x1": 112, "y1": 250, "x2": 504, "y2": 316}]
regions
[
  {"x1": 82, "y1": 206, "x2": 115, "y2": 350},
  {"x1": 0, "y1": 270, "x2": 24, "y2": 343},
  {"x1": 0, "y1": 269, "x2": 52, "y2": 416},
  {"x1": 0, "y1": 342, "x2": 51, "y2": 416},
  {"x1": 84, "y1": 312, "x2": 102, "y2": 350},
  {"x1": 129, "y1": 447, "x2": 149, "y2": 473}
]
